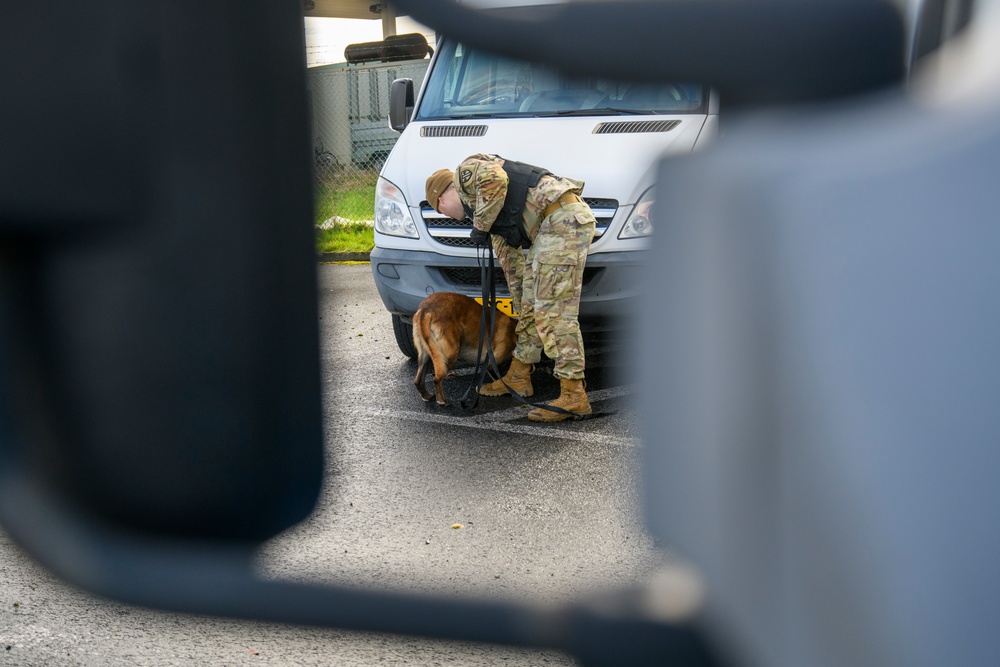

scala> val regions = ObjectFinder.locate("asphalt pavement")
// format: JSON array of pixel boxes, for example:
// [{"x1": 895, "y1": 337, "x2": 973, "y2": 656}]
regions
[{"x1": 1, "y1": 261, "x2": 671, "y2": 667}]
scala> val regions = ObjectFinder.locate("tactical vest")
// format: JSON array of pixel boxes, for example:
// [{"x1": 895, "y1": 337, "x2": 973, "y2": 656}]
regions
[{"x1": 464, "y1": 157, "x2": 550, "y2": 249}]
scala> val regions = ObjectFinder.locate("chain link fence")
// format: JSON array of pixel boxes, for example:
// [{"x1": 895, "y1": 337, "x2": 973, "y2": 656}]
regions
[{"x1": 307, "y1": 59, "x2": 429, "y2": 227}]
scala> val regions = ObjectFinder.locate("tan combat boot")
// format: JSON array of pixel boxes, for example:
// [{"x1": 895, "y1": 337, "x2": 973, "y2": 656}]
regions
[
  {"x1": 479, "y1": 357, "x2": 534, "y2": 397},
  {"x1": 527, "y1": 378, "x2": 592, "y2": 422}
]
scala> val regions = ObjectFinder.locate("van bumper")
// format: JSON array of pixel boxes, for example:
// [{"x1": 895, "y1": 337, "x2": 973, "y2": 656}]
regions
[{"x1": 370, "y1": 247, "x2": 649, "y2": 332}]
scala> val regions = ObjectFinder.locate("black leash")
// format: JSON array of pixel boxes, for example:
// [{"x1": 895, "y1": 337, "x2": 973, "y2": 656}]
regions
[
  {"x1": 459, "y1": 236, "x2": 608, "y2": 420},
  {"x1": 459, "y1": 243, "x2": 499, "y2": 411}
]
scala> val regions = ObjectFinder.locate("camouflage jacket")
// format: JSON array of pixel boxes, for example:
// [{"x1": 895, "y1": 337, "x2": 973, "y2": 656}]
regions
[{"x1": 452, "y1": 153, "x2": 584, "y2": 242}]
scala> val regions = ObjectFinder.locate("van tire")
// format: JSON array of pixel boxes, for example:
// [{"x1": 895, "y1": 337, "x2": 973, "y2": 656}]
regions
[{"x1": 392, "y1": 314, "x2": 418, "y2": 359}]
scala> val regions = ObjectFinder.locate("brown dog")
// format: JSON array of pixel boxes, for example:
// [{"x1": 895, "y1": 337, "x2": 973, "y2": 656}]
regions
[{"x1": 412, "y1": 292, "x2": 517, "y2": 405}]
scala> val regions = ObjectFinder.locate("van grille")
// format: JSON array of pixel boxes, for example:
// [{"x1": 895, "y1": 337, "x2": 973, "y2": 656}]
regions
[
  {"x1": 593, "y1": 119, "x2": 681, "y2": 134},
  {"x1": 420, "y1": 125, "x2": 488, "y2": 137},
  {"x1": 421, "y1": 197, "x2": 618, "y2": 247},
  {"x1": 438, "y1": 266, "x2": 601, "y2": 290},
  {"x1": 438, "y1": 268, "x2": 511, "y2": 291}
]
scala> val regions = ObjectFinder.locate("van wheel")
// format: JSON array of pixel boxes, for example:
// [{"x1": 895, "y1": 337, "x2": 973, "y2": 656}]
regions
[{"x1": 392, "y1": 314, "x2": 417, "y2": 359}]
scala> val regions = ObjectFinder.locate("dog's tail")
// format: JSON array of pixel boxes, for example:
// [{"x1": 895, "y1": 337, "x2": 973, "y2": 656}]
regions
[{"x1": 412, "y1": 310, "x2": 429, "y2": 364}]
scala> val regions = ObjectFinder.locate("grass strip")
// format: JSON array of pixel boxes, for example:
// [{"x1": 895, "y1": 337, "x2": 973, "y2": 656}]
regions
[{"x1": 316, "y1": 223, "x2": 374, "y2": 254}]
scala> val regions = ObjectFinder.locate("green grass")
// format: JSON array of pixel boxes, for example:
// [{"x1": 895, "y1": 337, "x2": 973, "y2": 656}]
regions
[
  {"x1": 314, "y1": 170, "x2": 378, "y2": 225},
  {"x1": 314, "y1": 183, "x2": 376, "y2": 224},
  {"x1": 314, "y1": 169, "x2": 377, "y2": 254},
  {"x1": 316, "y1": 223, "x2": 374, "y2": 254}
]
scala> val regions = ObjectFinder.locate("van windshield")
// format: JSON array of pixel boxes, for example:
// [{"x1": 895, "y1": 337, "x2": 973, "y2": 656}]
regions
[{"x1": 415, "y1": 41, "x2": 705, "y2": 119}]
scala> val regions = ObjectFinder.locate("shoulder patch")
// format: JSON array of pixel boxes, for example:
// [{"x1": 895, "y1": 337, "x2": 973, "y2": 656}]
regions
[{"x1": 460, "y1": 168, "x2": 473, "y2": 184}]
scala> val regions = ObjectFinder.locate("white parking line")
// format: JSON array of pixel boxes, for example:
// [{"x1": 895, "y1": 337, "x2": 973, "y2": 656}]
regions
[
  {"x1": 476, "y1": 384, "x2": 636, "y2": 421},
  {"x1": 371, "y1": 384, "x2": 640, "y2": 449}
]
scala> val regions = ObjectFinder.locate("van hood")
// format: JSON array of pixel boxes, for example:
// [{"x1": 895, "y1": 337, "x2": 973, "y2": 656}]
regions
[{"x1": 384, "y1": 115, "x2": 708, "y2": 208}]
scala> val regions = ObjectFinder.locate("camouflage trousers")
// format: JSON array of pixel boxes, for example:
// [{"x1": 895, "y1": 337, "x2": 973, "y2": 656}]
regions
[{"x1": 494, "y1": 200, "x2": 596, "y2": 380}]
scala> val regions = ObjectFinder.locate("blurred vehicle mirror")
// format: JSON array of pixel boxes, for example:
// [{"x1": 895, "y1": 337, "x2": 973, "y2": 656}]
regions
[{"x1": 8, "y1": 1, "x2": 989, "y2": 666}]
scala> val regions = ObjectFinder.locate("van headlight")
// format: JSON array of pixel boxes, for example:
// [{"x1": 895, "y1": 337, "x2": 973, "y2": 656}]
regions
[
  {"x1": 619, "y1": 187, "x2": 655, "y2": 239},
  {"x1": 374, "y1": 177, "x2": 419, "y2": 239}
]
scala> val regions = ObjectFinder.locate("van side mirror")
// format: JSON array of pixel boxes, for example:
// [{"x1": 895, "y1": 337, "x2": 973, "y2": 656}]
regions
[
  {"x1": 389, "y1": 78, "x2": 415, "y2": 131},
  {"x1": 0, "y1": 0, "x2": 323, "y2": 544}
]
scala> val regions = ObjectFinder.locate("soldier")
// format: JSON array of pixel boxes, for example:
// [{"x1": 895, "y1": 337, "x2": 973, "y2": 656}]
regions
[{"x1": 425, "y1": 154, "x2": 596, "y2": 421}]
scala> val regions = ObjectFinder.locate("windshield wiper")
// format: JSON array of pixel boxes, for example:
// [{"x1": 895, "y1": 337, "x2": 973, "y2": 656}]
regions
[
  {"x1": 426, "y1": 112, "x2": 524, "y2": 120},
  {"x1": 534, "y1": 108, "x2": 666, "y2": 117},
  {"x1": 421, "y1": 109, "x2": 675, "y2": 120}
]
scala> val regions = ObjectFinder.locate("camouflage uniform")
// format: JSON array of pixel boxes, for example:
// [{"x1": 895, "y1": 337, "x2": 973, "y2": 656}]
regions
[{"x1": 454, "y1": 154, "x2": 596, "y2": 381}]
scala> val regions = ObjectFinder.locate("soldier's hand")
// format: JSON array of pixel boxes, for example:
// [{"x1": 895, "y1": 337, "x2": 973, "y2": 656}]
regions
[{"x1": 469, "y1": 228, "x2": 490, "y2": 247}]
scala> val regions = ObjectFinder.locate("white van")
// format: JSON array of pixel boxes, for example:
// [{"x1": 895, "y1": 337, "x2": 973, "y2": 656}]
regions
[{"x1": 371, "y1": 36, "x2": 718, "y2": 357}]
